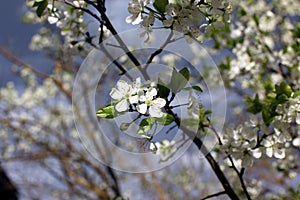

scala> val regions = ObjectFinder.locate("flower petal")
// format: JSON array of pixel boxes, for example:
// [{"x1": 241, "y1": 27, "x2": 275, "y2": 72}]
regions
[
  {"x1": 146, "y1": 88, "x2": 157, "y2": 100},
  {"x1": 129, "y1": 95, "x2": 139, "y2": 104},
  {"x1": 115, "y1": 99, "x2": 129, "y2": 112},
  {"x1": 110, "y1": 88, "x2": 123, "y2": 100},
  {"x1": 137, "y1": 103, "x2": 147, "y2": 114},
  {"x1": 151, "y1": 98, "x2": 166, "y2": 108},
  {"x1": 149, "y1": 106, "x2": 163, "y2": 118},
  {"x1": 274, "y1": 148, "x2": 285, "y2": 159},
  {"x1": 139, "y1": 95, "x2": 146, "y2": 102},
  {"x1": 266, "y1": 147, "x2": 273, "y2": 158},
  {"x1": 296, "y1": 113, "x2": 300, "y2": 124},
  {"x1": 117, "y1": 80, "x2": 132, "y2": 95}
]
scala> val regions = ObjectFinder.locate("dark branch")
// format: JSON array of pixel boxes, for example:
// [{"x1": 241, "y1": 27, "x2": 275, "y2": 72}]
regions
[{"x1": 201, "y1": 191, "x2": 227, "y2": 200}]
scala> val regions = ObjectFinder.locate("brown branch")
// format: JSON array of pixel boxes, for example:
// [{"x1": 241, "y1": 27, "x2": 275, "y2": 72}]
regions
[
  {"x1": 166, "y1": 109, "x2": 240, "y2": 200},
  {"x1": 62, "y1": 159, "x2": 110, "y2": 199},
  {"x1": 93, "y1": 1, "x2": 150, "y2": 80},
  {"x1": 201, "y1": 191, "x2": 227, "y2": 200},
  {"x1": 64, "y1": 0, "x2": 103, "y2": 24},
  {"x1": 0, "y1": 47, "x2": 72, "y2": 100}
]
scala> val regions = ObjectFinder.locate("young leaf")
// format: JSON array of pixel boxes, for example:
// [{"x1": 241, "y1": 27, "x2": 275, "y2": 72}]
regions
[
  {"x1": 170, "y1": 67, "x2": 190, "y2": 93},
  {"x1": 153, "y1": 0, "x2": 168, "y2": 14},
  {"x1": 137, "y1": 118, "x2": 155, "y2": 135},
  {"x1": 275, "y1": 82, "x2": 292, "y2": 97},
  {"x1": 157, "y1": 83, "x2": 170, "y2": 99},
  {"x1": 155, "y1": 113, "x2": 174, "y2": 125},
  {"x1": 179, "y1": 67, "x2": 190, "y2": 81},
  {"x1": 293, "y1": 91, "x2": 300, "y2": 98},
  {"x1": 33, "y1": 0, "x2": 48, "y2": 17},
  {"x1": 96, "y1": 105, "x2": 119, "y2": 119},
  {"x1": 246, "y1": 94, "x2": 263, "y2": 114},
  {"x1": 183, "y1": 86, "x2": 203, "y2": 92},
  {"x1": 120, "y1": 123, "x2": 131, "y2": 131},
  {"x1": 262, "y1": 108, "x2": 274, "y2": 125}
]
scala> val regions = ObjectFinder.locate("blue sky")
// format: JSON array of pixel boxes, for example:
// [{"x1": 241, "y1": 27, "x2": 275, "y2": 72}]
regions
[{"x1": 0, "y1": 0, "x2": 133, "y2": 87}]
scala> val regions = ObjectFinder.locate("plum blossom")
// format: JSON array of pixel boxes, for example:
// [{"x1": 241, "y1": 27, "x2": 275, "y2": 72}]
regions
[
  {"x1": 126, "y1": 0, "x2": 151, "y2": 25},
  {"x1": 137, "y1": 87, "x2": 166, "y2": 118},
  {"x1": 109, "y1": 79, "x2": 140, "y2": 112},
  {"x1": 109, "y1": 78, "x2": 166, "y2": 117},
  {"x1": 264, "y1": 136, "x2": 286, "y2": 159}
]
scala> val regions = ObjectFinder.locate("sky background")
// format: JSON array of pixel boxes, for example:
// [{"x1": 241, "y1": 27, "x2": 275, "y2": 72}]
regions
[{"x1": 0, "y1": 1, "x2": 134, "y2": 87}]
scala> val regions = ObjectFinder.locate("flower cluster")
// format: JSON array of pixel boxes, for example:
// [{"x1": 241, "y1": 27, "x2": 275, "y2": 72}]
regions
[
  {"x1": 126, "y1": 0, "x2": 232, "y2": 40},
  {"x1": 24, "y1": 0, "x2": 89, "y2": 53},
  {"x1": 221, "y1": 122, "x2": 262, "y2": 168},
  {"x1": 47, "y1": 2, "x2": 87, "y2": 45},
  {"x1": 221, "y1": 104, "x2": 300, "y2": 169},
  {"x1": 217, "y1": 0, "x2": 300, "y2": 97},
  {"x1": 109, "y1": 78, "x2": 166, "y2": 118}
]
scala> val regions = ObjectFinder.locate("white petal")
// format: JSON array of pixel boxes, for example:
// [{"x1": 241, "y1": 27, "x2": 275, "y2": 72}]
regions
[
  {"x1": 296, "y1": 113, "x2": 300, "y2": 124},
  {"x1": 129, "y1": 95, "x2": 139, "y2": 104},
  {"x1": 132, "y1": 13, "x2": 143, "y2": 25},
  {"x1": 149, "y1": 106, "x2": 163, "y2": 118},
  {"x1": 115, "y1": 99, "x2": 129, "y2": 112},
  {"x1": 150, "y1": 143, "x2": 157, "y2": 153},
  {"x1": 139, "y1": 95, "x2": 146, "y2": 102},
  {"x1": 133, "y1": 77, "x2": 141, "y2": 90},
  {"x1": 251, "y1": 149, "x2": 262, "y2": 159},
  {"x1": 117, "y1": 80, "x2": 131, "y2": 95},
  {"x1": 48, "y1": 16, "x2": 58, "y2": 24},
  {"x1": 292, "y1": 137, "x2": 300, "y2": 147},
  {"x1": 151, "y1": 98, "x2": 166, "y2": 108},
  {"x1": 274, "y1": 148, "x2": 285, "y2": 159},
  {"x1": 266, "y1": 147, "x2": 273, "y2": 158},
  {"x1": 146, "y1": 88, "x2": 157, "y2": 100},
  {"x1": 110, "y1": 88, "x2": 123, "y2": 100},
  {"x1": 137, "y1": 104, "x2": 147, "y2": 114}
]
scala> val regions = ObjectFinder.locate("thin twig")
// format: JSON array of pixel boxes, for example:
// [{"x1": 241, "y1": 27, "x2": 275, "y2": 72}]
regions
[
  {"x1": 166, "y1": 108, "x2": 240, "y2": 200},
  {"x1": 64, "y1": 0, "x2": 103, "y2": 23},
  {"x1": 0, "y1": 47, "x2": 72, "y2": 99},
  {"x1": 201, "y1": 191, "x2": 227, "y2": 200},
  {"x1": 227, "y1": 154, "x2": 252, "y2": 200},
  {"x1": 93, "y1": 1, "x2": 149, "y2": 80}
]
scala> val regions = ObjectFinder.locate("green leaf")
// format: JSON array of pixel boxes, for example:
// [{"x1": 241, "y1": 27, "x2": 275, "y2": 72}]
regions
[
  {"x1": 246, "y1": 94, "x2": 263, "y2": 114},
  {"x1": 137, "y1": 118, "x2": 155, "y2": 135},
  {"x1": 179, "y1": 67, "x2": 190, "y2": 82},
  {"x1": 183, "y1": 86, "x2": 203, "y2": 92},
  {"x1": 170, "y1": 67, "x2": 190, "y2": 93},
  {"x1": 275, "y1": 94, "x2": 289, "y2": 104},
  {"x1": 293, "y1": 91, "x2": 300, "y2": 98},
  {"x1": 120, "y1": 123, "x2": 131, "y2": 131},
  {"x1": 157, "y1": 78, "x2": 170, "y2": 99},
  {"x1": 96, "y1": 104, "x2": 119, "y2": 119},
  {"x1": 153, "y1": 0, "x2": 168, "y2": 14},
  {"x1": 275, "y1": 82, "x2": 293, "y2": 97},
  {"x1": 33, "y1": 0, "x2": 48, "y2": 17},
  {"x1": 155, "y1": 113, "x2": 174, "y2": 125},
  {"x1": 262, "y1": 108, "x2": 274, "y2": 125}
]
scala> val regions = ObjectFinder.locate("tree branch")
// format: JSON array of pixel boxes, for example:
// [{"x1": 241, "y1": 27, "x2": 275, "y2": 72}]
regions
[
  {"x1": 0, "y1": 47, "x2": 72, "y2": 99},
  {"x1": 201, "y1": 191, "x2": 227, "y2": 200},
  {"x1": 165, "y1": 109, "x2": 240, "y2": 200}
]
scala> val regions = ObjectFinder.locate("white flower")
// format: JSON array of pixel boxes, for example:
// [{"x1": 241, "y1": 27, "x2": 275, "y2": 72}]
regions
[
  {"x1": 109, "y1": 79, "x2": 139, "y2": 112},
  {"x1": 264, "y1": 136, "x2": 286, "y2": 159},
  {"x1": 48, "y1": 16, "x2": 59, "y2": 24},
  {"x1": 292, "y1": 137, "x2": 300, "y2": 147},
  {"x1": 137, "y1": 88, "x2": 166, "y2": 118},
  {"x1": 126, "y1": 0, "x2": 150, "y2": 25}
]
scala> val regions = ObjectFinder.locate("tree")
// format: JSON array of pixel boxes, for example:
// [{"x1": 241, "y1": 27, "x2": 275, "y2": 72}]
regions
[{"x1": 0, "y1": 0, "x2": 299, "y2": 199}]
